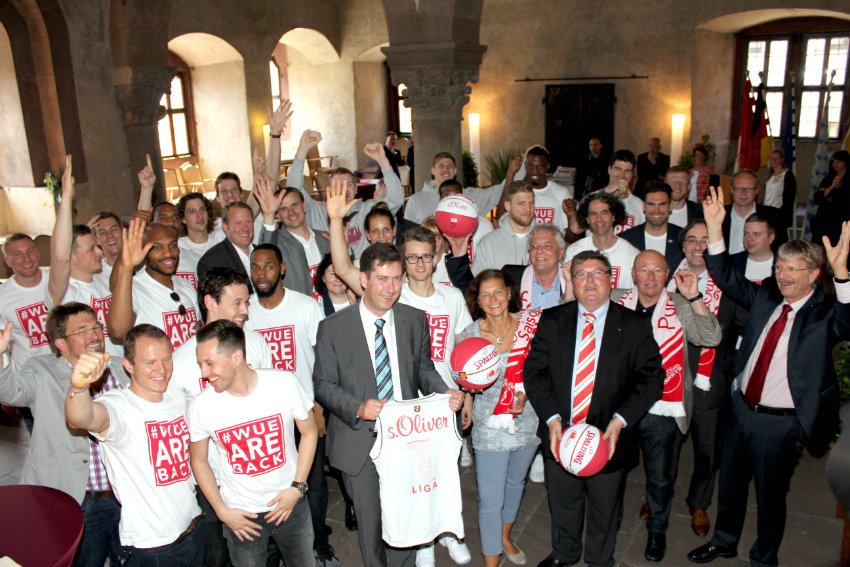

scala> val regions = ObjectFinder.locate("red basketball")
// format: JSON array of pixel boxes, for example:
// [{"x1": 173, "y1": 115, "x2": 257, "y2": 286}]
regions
[
  {"x1": 450, "y1": 337, "x2": 503, "y2": 390},
  {"x1": 435, "y1": 194, "x2": 479, "y2": 238},
  {"x1": 555, "y1": 424, "x2": 609, "y2": 477}
]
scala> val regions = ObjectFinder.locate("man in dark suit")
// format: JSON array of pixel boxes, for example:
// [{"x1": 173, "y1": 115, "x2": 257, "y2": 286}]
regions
[
  {"x1": 728, "y1": 213, "x2": 776, "y2": 284},
  {"x1": 313, "y1": 243, "x2": 464, "y2": 567},
  {"x1": 688, "y1": 189, "x2": 849, "y2": 566},
  {"x1": 619, "y1": 181, "x2": 684, "y2": 272},
  {"x1": 524, "y1": 250, "x2": 665, "y2": 567},
  {"x1": 575, "y1": 137, "x2": 609, "y2": 200},
  {"x1": 635, "y1": 137, "x2": 671, "y2": 200},
  {"x1": 721, "y1": 170, "x2": 786, "y2": 255},
  {"x1": 196, "y1": 201, "x2": 255, "y2": 293}
]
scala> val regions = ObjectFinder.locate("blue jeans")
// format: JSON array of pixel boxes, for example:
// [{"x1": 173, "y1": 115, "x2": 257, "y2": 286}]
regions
[
  {"x1": 474, "y1": 446, "x2": 537, "y2": 556},
  {"x1": 223, "y1": 497, "x2": 314, "y2": 567},
  {"x1": 73, "y1": 493, "x2": 121, "y2": 567},
  {"x1": 120, "y1": 517, "x2": 205, "y2": 567},
  {"x1": 638, "y1": 413, "x2": 685, "y2": 534}
]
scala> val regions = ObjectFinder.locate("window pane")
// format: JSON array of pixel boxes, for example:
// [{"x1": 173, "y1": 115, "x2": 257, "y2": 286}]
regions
[
  {"x1": 765, "y1": 91, "x2": 783, "y2": 137},
  {"x1": 269, "y1": 61, "x2": 280, "y2": 98},
  {"x1": 170, "y1": 76, "x2": 184, "y2": 110},
  {"x1": 398, "y1": 83, "x2": 412, "y2": 134},
  {"x1": 159, "y1": 93, "x2": 168, "y2": 108},
  {"x1": 828, "y1": 91, "x2": 844, "y2": 138},
  {"x1": 798, "y1": 91, "x2": 821, "y2": 137},
  {"x1": 804, "y1": 38, "x2": 827, "y2": 86},
  {"x1": 767, "y1": 40, "x2": 787, "y2": 87},
  {"x1": 827, "y1": 37, "x2": 849, "y2": 86},
  {"x1": 172, "y1": 112, "x2": 190, "y2": 155},
  {"x1": 747, "y1": 41, "x2": 766, "y2": 86},
  {"x1": 158, "y1": 116, "x2": 174, "y2": 157}
]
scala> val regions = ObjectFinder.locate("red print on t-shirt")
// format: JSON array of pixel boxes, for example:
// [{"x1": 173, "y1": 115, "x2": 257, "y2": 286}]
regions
[
  {"x1": 613, "y1": 215, "x2": 636, "y2": 235},
  {"x1": 91, "y1": 296, "x2": 112, "y2": 337},
  {"x1": 176, "y1": 272, "x2": 197, "y2": 289},
  {"x1": 535, "y1": 208, "x2": 555, "y2": 224},
  {"x1": 610, "y1": 266, "x2": 621, "y2": 288},
  {"x1": 162, "y1": 308, "x2": 198, "y2": 349},
  {"x1": 426, "y1": 314, "x2": 449, "y2": 362},
  {"x1": 257, "y1": 326, "x2": 296, "y2": 371},
  {"x1": 145, "y1": 417, "x2": 191, "y2": 486},
  {"x1": 215, "y1": 415, "x2": 286, "y2": 476},
  {"x1": 15, "y1": 302, "x2": 49, "y2": 348}
]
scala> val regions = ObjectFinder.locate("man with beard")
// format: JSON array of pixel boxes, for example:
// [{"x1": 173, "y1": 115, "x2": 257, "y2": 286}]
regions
[
  {"x1": 245, "y1": 243, "x2": 338, "y2": 566},
  {"x1": 619, "y1": 182, "x2": 684, "y2": 271},
  {"x1": 473, "y1": 181, "x2": 536, "y2": 274},
  {"x1": 0, "y1": 303, "x2": 128, "y2": 567},
  {"x1": 107, "y1": 218, "x2": 200, "y2": 349}
]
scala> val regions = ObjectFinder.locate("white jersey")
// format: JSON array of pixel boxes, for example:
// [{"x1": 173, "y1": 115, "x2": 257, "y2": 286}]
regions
[
  {"x1": 131, "y1": 271, "x2": 199, "y2": 350},
  {"x1": 62, "y1": 273, "x2": 123, "y2": 360},
  {"x1": 565, "y1": 236, "x2": 640, "y2": 289},
  {"x1": 93, "y1": 386, "x2": 200, "y2": 548},
  {"x1": 245, "y1": 290, "x2": 322, "y2": 396},
  {"x1": 668, "y1": 205, "x2": 689, "y2": 228},
  {"x1": 614, "y1": 193, "x2": 645, "y2": 235},
  {"x1": 177, "y1": 234, "x2": 221, "y2": 288},
  {"x1": 399, "y1": 283, "x2": 472, "y2": 389},
  {"x1": 0, "y1": 269, "x2": 52, "y2": 372},
  {"x1": 188, "y1": 370, "x2": 312, "y2": 513},
  {"x1": 530, "y1": 180, "x2": 572, "y2": 230},
  {"x1": 370, "y1": 393, "x2": 463, "y2": 548},
  {"x1": 472, "y1": 226, "x2": 531, "y2": 274}
]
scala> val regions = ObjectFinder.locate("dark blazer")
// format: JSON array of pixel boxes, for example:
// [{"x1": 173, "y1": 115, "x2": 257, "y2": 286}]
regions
[
  {"x1": 313, "y1": 303, "x2": 448, "y2": 475},
  {"x1": 196, "y1": 239, "x2": 253, "y2": 294},
  {"x1": 705, "y1": 249, "x2": 848, "y2": 457},
  {"x1": 523, "y1": 301, "x2": 665, "y2": 472},
  {"x1": 618, "y1": 223, "x2": 684, "y2": 271},
  {"x1": 684, "y1": 200, "x2": 704, "y2": 224},
  {"x1": 260, "y1": 226, "x2": 330, "y2": 296},
  {"x1": 722, "y1": 204, "x2": 786, "y2": 252},
  {"x1": 635, "y1": 152, "x2": 671, "y2": 199}
]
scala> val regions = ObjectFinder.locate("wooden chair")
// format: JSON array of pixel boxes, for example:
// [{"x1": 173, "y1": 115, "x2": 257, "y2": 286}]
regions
[
  {"x1": 163, "y1": 168, "x2": 182, "y2": 202},
  {"x1": 179, "y1": 162, "x2": 213, "y2": 195}
]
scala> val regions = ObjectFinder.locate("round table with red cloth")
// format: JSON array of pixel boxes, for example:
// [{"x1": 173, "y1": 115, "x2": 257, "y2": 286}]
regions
[{"x1": 0, "y1": 485, "x2": 84, "y2": 567}]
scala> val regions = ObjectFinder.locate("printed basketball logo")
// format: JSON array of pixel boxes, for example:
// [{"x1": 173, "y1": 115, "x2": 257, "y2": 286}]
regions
[
  {"x1": 536, "y1": 208, "x2": 555, "y2": 224},
  {"x1": 145, "y1": 417, "x2": 191, "y2": 486},
  {"x1": 348, "y1": 225, "x2": 363, "y2": 247},
  {"x1": 162, "y1": 308, "x2": 198, "y2": 349},
  {"x1": 15, "y1": 302, "x2": 49, "y2": 348},
  {"x1": 215, "y1": 415, "x2": 285, "y2": 476},
  {"x1": 613, "y1": 215, "x2": 636, "y2": 235},
  {"x1": 91, "y1": 296, "x2": 112, "y2": 337},
  {"x1": 610, "y1": 266, "x2": 621, "y2": 287},
  {"x1": 425, "y1": 314, "x2": 449, "y2": 362},
  {"x1": 257, "y1": 326, "x2": 296, "y2": 371},
  {"x1": 176, "y1": 272, "x2": 197, "y2": 289}
]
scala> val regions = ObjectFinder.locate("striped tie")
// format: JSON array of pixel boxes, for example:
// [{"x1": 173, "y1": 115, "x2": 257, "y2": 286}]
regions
[
  {"x1": 571, "y1": 312, "x2": 596, "y2": 425},
  {"x1": 374, "y1": 319, "x2": 394, "y2": 400}
]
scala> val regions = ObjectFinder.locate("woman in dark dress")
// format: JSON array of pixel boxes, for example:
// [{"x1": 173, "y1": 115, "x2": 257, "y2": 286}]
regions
[{"x1": 812, "y1": 150, "x2": 850, "y2": 247}]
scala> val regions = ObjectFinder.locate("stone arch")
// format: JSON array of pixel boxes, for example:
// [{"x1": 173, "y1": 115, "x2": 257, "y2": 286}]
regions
[
  {"x1": 168, "y1": 32, "x2": 252, "y2": 188},
  {"x1": 697, "y1": 8, "x2": 849, "y2": 33},
  {"x1": 278, "y1": 27, "x2": 339, "y2": 65}
]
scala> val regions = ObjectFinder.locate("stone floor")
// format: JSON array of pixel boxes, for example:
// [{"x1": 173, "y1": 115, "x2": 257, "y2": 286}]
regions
[{"x1": 0, "y1": 419, "x2": 843, "y2": 566}]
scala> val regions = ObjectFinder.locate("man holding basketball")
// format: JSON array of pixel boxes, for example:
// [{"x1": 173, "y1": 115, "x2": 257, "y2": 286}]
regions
[{"x1": 524, "y1": 250, "x2": 665, "y2": 567}]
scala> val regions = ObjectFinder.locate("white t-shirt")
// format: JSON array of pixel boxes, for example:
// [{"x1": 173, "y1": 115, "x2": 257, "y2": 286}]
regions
[
  {"x1": 644, "y1": 231, "x2": 668, "y2": 255},
  {"x1": 94, "y1": 386, "x2": 200, "y2": 548},
  {"x1": 101, "y1": 261, "x2": 114, "y2": 279},
  {"x1": 431, "y1": 256, "x2": 453, "y2": 288},
  {"x1": 63, "y1": 273, "x2": 124, "y2": 360},
  {"x1": 131, "y1": 271, "x2": 199, "y2": 349},
  {"x1": 668, "y1": 205, "x2": 688, "y2": 228},
  {"x1": 188, "y1": 370, "x2": 312, "y2": 512},
  {"x1": 399, "y1": 283, "x2": 473, "y2": 389},
  {"x1": 245, "y1": 290, "x2": 322, "y2": 396},
  {"x1": 764, "y1": 171, "x2": 786, "y2": 209},
  {"x1": 177, "y1": 234, "x2": 221, "y2": 288},
  {"x1": 565, "y1": 236, "x2": 640, "y2": 289},
  {"x1": 613, "y1": 193, "x2": 645, "y2": 235},
  {"x1": 0, "y1": 269, "x2": 52, "y2": 373},
  {"x1": 530, "y1": 181, "x2": 572, "y2": 230},
  {"x1": 745, "y1": 256, "x2": 773, "y2": 284}
]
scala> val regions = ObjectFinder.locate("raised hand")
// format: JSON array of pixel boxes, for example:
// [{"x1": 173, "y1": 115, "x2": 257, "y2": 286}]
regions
[
  {"x1": 446, "y1": 232, "x2": 473, "y2": 258},
  {"x1": 252, "y1": 147, "x2": 267, "y2": 180},
  {"x1": 674, "y1": 268, "x2": 699, "y2": 298},
  {"x1": 363, "y1": 142, "x2": 384, "y2": 163},
  {"x1": 702, "y1": 186, "x2": 726, "y2": 230},
  {"x1": 70, "y1": 352, "x2": 110, "y2": 392},
  {"x1": 268, "y1": 99, "x2": 293, "y2": 137},
  {"x1": 251, "y1": 175, "x2": 283, "y2": 220},
  {"x1": 137, "y1": 154, "x2": 156, "y2": 193},
  {"x1": 296, "y1": 130, "x2": 322, "y2": 157},
  {"x1": 562, "y1": 198, "x2": 577, "y2": 217},
  {"x1": 121, "y1": 217, "x2": 152, "y2": 268},
  {"x1": 0, "y1": 321, "x2": 13, "y2": 355},
  {"x1": 823, "y1": 220, "x2": 850, "y2": 279},
  {"x1": 61, "y1": 154, "x2": 75, "y2": 201},
  {"x1": 326, "y1": 177, "x2": 358, "y2": 221},
  {"x1": 507, "y1": 154, "x2": 523, "y2": 177}
]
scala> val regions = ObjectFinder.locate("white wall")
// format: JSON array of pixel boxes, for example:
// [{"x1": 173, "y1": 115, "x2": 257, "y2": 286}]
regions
[{"x1": 0, "y1": 24, "x2": 33, "y2": 187}]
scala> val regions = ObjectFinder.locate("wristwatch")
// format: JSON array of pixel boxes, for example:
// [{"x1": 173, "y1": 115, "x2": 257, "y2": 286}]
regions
[
  {"x1": 687, "y1": 292, "x2": 703, "y2": 304},
  {"x1": 291, "y1": 481, "x2": 308, "y2": 497}
]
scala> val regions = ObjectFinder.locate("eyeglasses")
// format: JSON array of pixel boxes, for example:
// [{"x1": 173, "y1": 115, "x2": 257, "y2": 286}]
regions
[
  {"x1": 685, "y1": 237, "x2": 709, "y2": 246},
  {"x1": 63, "y1": 324, "x2": 104, "y2": 338},
  {"x1": 773, "y1": 265, "x2": 811, "y2": 274},
  {"x1": 572, "y1": 270, "x2": 611, "y2": 281},
  {"x1": 170, "y1": 292, "x2": 188, "y2": 316},
  {"x1": 404, "y1": 253, "x2": 434, "y2": 265}
]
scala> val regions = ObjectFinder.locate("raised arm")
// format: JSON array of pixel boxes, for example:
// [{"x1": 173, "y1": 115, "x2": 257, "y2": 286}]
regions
[
  {"x1": 64, "y1": 352, "x2": 112, "y2": 436},
  {"x1": 137, "y1": 154, "x2": 155, "y2": 211},
  {"x1": 265, "y1": 99, "x2": 293, "y2": 183},
  {"x1": 252, "y1": 175, "x2": 285, "y2": 229},
  {"x1": 48, "y1": 155, "x2": 74, "y2": 305},
  {"x1": 107, "y1": 218, "x2": 150, "y2": 340},
  {"x1": 326, "y1": 178, "x2": 363, "y2": 295},
  {"x1": 364, "y1": 143, "x2": 404, "y2": 213},
  {"x1": 494, "y1": 154, "x2": 523, "y2": 218}
]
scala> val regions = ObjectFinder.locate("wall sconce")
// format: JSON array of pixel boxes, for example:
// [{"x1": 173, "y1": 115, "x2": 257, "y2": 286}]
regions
[
  {"x1": 671, "y1": 114, "x2": 685, "y2": 163},
  {"x1": 468, "y1": 113, "x2": 480, "y2": 184}
]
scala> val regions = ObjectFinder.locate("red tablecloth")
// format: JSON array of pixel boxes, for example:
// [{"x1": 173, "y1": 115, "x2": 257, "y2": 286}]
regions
[{"x1": 0, "y1": 485, "x2": 84, "y2": 567}]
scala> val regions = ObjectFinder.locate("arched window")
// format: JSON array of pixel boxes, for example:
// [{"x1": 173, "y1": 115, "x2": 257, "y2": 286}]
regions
[{"x1": 157, "y1": 53, "x2": 197, "y2": 158}]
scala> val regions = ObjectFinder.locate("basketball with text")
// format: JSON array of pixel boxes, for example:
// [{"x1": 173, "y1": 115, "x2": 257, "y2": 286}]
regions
[
  {"x1": 450, "y1": 336, "x2": 504, "y2": 390},
  {"x1": 556, "y1": 423, "x2": 609, "y2": 477},
  {"x1": 435, "y1": 194, "x2": 479, "y2": 238}
]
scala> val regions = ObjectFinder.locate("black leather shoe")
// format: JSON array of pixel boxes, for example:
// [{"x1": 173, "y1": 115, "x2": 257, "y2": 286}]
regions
[
  {"x1": 645, "y1": 532, "x2": 666, "y2": 562},
  {"x1": 687, "y1": 542, "x2": 737, "y2": 563},
  {"x1": 344, "y1": 504, "x2": 358, "y2": 531},
  {"x1": 536, "y1": 556, "x2": 572, "y2": 567}
]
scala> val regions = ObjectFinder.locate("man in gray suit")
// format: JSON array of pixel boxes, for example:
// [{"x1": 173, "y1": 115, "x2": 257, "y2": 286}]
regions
[
  {"x1": 0, "y1": 302, "x2": 129, "y2": 567},
  {"x1": 313, "y1": 243, "x2": 464, "y2": 567}
]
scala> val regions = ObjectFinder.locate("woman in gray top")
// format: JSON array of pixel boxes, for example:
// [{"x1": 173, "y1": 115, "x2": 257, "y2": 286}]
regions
[{"x1": 459, "y1": 269, "x2": 540, "y2": 566}]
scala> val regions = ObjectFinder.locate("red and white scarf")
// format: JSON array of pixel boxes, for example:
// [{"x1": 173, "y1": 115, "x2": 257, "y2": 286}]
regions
[
  {"x1": 618, "y1": 287, "x2": 685, "y2": 417},
  {"x1": 519, "y1": 266, "x2": 567, "y2": 310},
  {"x1": 487, "y1": 307, "x2": 543, "y2": 433},
  {"x1": 666, "y1": 259, "x2": 722, "y2": 391}
]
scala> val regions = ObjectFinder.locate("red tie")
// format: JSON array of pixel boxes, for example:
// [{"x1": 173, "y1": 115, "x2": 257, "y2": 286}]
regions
[
  {"x1": 571, "y1": 312, "x2": 596, "y2": 425},
  {"x1": 744, "y1": 304, "x2": 792, "y2": 407}
]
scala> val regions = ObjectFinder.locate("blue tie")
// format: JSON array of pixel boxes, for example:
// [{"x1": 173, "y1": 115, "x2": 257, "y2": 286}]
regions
[{"x1": 374, "y1": 319, "x2": 394, "y2": 400}]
